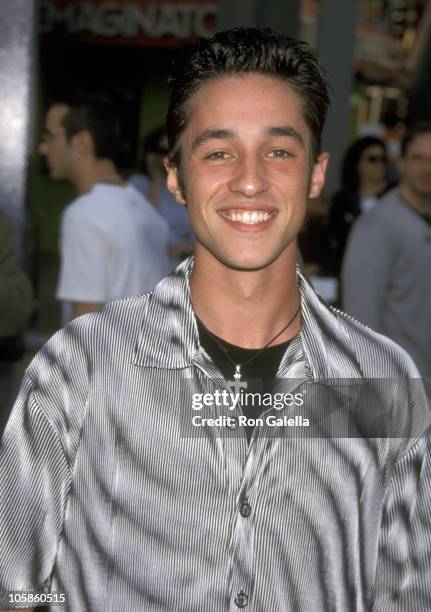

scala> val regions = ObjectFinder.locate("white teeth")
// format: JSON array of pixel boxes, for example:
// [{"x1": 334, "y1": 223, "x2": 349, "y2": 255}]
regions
[{"x1": 222, "y1": 210, "x2": 273, "y2": 224}]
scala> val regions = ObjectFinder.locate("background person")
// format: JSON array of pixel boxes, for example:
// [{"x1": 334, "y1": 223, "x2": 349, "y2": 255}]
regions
[
  {"x1": 328, "y1": 135, "x2": 390, "y2": 274},
  {"x1": 39, "y1": 93, "x2": 171, "y2": 322},
  {"x1": 342, "y1": 122, "x2": 431, "y2": 391},
  {"x1": 129, "y1": 125, "x2": 195, "y2": 264}
]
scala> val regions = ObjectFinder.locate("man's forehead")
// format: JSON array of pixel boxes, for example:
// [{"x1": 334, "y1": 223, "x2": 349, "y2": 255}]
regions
[
  {"x1": 191, "y1": 73, "x2": 301, "y2": 107},
  {"x1": 184, "y1": 74, "x2": 309, "y2": 142}
]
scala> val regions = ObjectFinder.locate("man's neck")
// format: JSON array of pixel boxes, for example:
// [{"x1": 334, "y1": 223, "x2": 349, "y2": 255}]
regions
[
  {"x1": 189, "y1": 244, "x2": 301, "y2": 349},
  {"x1": 398, "y1": 183, "x2": 431, "y2": 216},
  {"x1": 71, "y1": 159, "x2": 122, "y2": 195}
]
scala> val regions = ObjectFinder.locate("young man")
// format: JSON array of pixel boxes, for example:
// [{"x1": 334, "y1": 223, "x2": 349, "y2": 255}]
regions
[
  {"x1": 342, "y1": 123, "x2": 431, "y2": 391},
  {"x1": 1, "y1": 29, "x2": 430, "y2": 611},
  {"x1": 39, "y1": 94, "x2": 171, "y2": 322}
]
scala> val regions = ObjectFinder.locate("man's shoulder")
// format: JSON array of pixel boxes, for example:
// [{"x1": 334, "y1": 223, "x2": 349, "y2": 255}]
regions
[
  {"x1": 63, "y1": 184, "x2": 133, "y2": 219},
  {"x1": 300, "y1": 272, "x2": 420, "y2": 379},
  {"x1": 29, "y1": 292, "x2": 153, "y2": 384},
  {"x1": 71, "y1": 290, "x2": 153, "y2": 341},
  {"x1": 62, "y1": 190, "x2": 101, "y2": 225},
  {"x1": 347, "y1": 190, "x2": 400, "y2": 242},
  {"x1": 378, "y1": 187, "x2": 405, "y2": 210},
  {"x1": 331, "y1": 303, "x2": 421, "y2": 379},
  {"x1": 363, "y1": 189, "x2": 399, "y2": 219}
]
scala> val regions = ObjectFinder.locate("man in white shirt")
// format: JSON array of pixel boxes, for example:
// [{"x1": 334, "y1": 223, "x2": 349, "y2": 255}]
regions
[{"x1": 39, "y1": 94, "x2": 171, "y2": 321}]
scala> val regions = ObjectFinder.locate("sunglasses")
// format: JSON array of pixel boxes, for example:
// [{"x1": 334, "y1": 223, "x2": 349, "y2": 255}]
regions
[{"x1": 364, "y1": 154, "x2": 387, "y2": 163}]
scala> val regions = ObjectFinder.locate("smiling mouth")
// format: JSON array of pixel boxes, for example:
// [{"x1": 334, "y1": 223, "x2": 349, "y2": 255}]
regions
[{"x1": 219, "y1": 209, "x2": 277, "y2": 224}]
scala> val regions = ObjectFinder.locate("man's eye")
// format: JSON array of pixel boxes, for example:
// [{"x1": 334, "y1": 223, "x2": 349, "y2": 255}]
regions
[
  {"x1": 268, "y1": 149, "x2": 292, "y2": 159},
  {"x1": 206, "y1": 151, "x2": 230, "y2": 160}
]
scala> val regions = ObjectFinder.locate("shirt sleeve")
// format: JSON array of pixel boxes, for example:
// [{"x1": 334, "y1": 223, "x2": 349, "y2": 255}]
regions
[
  {"x1": 373, "y1": 436, "x2": 431, "y2": 610},
  {"x1": 341, "y1": 213, "x2": 396, "y2": 333},
  {"x1": 56, "y1": 207, "x2": 109, "y2": 303},
  {"x1": 0, "y1": 373, "x2": 72, "y2": 606},
  {"x1": 0, "y1": 320, "x2": 90, "y2": 607}
]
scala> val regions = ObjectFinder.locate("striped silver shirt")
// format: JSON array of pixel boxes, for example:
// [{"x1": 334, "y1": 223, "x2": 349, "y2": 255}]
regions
[{"x1": 1, "y1": 257, "x2": 430, "y2": 611}]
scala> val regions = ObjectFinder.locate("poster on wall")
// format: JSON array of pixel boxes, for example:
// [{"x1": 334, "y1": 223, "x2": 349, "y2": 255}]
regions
[{"x1": 39, "y1": 0, "x2": 219, "y2": 47}]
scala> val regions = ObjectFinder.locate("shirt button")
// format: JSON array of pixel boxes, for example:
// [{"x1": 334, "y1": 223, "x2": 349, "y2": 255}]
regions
[
  {"x1": 240, "y1": 500, "x2": 251, "y2": 518},
  {"x1": 234, "y1": 590, "x2": 248, "y2": 608}
]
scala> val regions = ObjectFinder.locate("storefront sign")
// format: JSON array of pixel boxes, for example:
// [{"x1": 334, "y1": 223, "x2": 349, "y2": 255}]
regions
[{"x1": 40, "y1": 0, "x2": 219, "y2": 46}]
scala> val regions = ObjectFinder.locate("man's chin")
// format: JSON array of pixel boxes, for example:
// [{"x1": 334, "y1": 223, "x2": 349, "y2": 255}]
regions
[
  {"x1": 194, "y1": 240, "x2": 296, "y2": 273},
  {"x1": 216, "y1": 252, "x2": 293, "y2": 273}
]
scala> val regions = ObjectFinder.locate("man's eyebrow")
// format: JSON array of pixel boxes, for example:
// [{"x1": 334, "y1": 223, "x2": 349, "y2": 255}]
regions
[
  {"x1": 191, "y1": 129, "x2": 236, "y2": 153},
  {"x1": 266, "y1": 126, "x2": 304, "y2": 147},
  {"x1": 191, "y1": 126, "x2": 305, "y2": 153}
]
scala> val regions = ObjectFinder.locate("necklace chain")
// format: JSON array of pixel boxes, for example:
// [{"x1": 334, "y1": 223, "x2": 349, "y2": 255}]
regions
[{"x1": 199, "y1": 303, "x2": 301, "y2": 381}]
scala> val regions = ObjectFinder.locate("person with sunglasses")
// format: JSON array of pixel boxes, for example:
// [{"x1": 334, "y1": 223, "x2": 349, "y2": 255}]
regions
[
  {"x1": 328, "y1": 135, "x2": 390, "y2": 275},
  {"x1": 342, "y1": 123, "x2": 431, "y2": 395}
]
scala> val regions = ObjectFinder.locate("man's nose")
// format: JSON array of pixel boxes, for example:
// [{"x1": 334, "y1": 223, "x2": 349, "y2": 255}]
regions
[{"x1": 227, "y1": 153, "x2": 269, "y2": 197}]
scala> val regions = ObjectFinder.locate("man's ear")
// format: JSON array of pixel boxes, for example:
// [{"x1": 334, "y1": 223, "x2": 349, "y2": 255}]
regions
[
  {"x1": 164, "y1": 157, "x2": 186, "y2": 204},
  {"x1": 309, "y1": 152, "x2": 330, "y2": 199},
  {"x1": 70, "y1": 130, "x2": 93, "y2": 158}
]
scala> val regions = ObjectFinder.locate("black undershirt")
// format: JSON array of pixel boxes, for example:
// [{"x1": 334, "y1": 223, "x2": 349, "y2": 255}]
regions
[{"x1": 196, "y1": 317, "x2": 292, "y2": 441}]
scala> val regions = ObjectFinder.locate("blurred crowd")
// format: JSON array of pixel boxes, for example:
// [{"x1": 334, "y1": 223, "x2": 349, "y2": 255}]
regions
[
  {"x1": 1, "y1": 93, "x2": 431, "y2": 411},
  {"x1": 300, "y1": 122, "x2": 431, "y2": 392}
]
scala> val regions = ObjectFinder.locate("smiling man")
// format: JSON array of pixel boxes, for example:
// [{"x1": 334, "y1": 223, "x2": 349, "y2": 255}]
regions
[{"x1": 1, "y1": 28, "x2": 431, "y2": 612}]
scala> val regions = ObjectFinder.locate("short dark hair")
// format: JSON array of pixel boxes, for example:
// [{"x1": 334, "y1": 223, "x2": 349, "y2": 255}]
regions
[
  {"x1": 341, "y1": 136, "x2": 387, "y2": 193},
  {"x1": 51, "y1": 92, "x2": 121, "y2": 161},
  {"x1": 401, "y1": 122, "x2": 431, "y2": 157},
  {"x1": 166, "y1": 27, "x2": 331, "y2": 168}
]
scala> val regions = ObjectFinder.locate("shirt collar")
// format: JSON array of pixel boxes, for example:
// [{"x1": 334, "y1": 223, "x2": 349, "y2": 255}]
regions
[{"x1": 132, "y1": 256, "x2": 363, "y2": 380}]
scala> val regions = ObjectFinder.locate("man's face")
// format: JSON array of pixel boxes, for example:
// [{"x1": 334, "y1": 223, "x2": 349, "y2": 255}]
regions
[
  {"x1": 167, "y1": 74, "x2": 328, "y2": 271},
  {"x1": 399, "y1": 132, "x2": 431, "y2": 200},
  {"x1": 38, "y1": 104, "x2": 73, "y2": 180}
]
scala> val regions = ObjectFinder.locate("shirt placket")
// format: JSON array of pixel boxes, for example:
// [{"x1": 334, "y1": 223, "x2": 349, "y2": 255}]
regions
[
  {"x1": 226, "y1": 358, "x2": 311, "y2": 611},
  {"x1": 192, "y1": 347, "x2": 311, "y2": 610},
  {"x1": 191, "y1": 350, "x2": 255, "y2": 608},
  {"x1": 226, "y1": 436, "x2": 262, "y2": 611}
]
